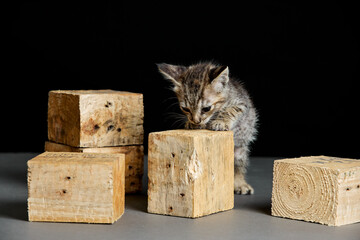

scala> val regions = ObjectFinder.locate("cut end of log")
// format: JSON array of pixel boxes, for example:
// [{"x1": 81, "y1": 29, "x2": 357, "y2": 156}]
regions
[{"x1": 271, "y1": 156, "x2": 360, "y2": 226}]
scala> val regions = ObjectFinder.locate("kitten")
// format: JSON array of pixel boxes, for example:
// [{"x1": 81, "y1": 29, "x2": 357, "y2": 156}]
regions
[{"x1": 158, "y1": 62, "x2": 258, "y2": 194}]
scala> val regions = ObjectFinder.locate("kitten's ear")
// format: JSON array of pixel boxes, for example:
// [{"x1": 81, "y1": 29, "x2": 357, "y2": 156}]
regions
[
  {"x1": 209, "y1": 66, "x2": 229, "y2": 92},
  {"x1": 157, "y1": 63, "x2": 186, "y2": 87}
]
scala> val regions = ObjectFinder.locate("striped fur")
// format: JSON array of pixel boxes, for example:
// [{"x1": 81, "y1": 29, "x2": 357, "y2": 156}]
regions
[{"x1": 158, "y1": 62, "x2": 258, "y2": 194}]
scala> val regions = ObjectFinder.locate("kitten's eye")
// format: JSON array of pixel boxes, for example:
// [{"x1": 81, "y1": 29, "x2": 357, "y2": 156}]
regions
[
  {"x1": 202, "y1": 106, "x2": 212, "y2": 113},
  {"x1": 181, "y1": 107, "x2": 190, "y2": 113}
]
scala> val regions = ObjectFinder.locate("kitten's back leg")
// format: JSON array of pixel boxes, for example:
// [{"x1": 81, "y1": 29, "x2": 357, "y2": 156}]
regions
[{"x1": 234, "y1": 145, "x2": 254, "y2": 195}]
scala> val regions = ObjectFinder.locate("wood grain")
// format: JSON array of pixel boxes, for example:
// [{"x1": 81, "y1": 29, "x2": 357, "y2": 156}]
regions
[
  {"x1": 271, "y1": 156, "x2": 360, "y2": 226},
  {"x1": 48, "y1": 90, "x2": 144, "y2": 147},
  {"x1": 148, "y1": 130, "x2": 234, "y2": 218},
  {"x1": 45, "y1": 141, "x2": 143, "y2": 193},
  {"x1": 28, "y1": 152, "x2": 125, "y2": 224}
]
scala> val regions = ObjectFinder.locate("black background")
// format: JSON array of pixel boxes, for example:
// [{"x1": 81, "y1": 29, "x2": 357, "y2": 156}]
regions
[{"x1": 4, "y1": 1, "x2": 359, "y2": 158}]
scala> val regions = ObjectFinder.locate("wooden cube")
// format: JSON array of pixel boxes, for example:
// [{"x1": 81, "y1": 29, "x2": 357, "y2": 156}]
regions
[
  {"x1": 45, "y1": 141, "x2": 144, "y2": 193},
  {"x1": 148, "y1": 130, "x2": 234, "y2": 218},
  {"x1": 27, "y1": 152, "x2": 125, "y2": 224},
  {"x1": 272, "y1": 156, "x2": 360, "y2": 226},
  {"x1": 48, "y1": 90, "x2": 144, "y2": 147}
]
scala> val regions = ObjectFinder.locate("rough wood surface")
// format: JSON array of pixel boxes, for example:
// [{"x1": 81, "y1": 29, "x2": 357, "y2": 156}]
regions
[
  {"x1": 45, "y1": 141, "x2": 143, "y2": 193},
  {"x1": 48, "y1": 90, "x2": 144, "y2": 147},
  {"x1": 27, "y1": 152, "x2": 125, "y2": 224},
  {"x1": 272, "y1": 156, "x2": 360, "y2": 226},
  {"x1": 148, "y1": 130, "x2": 234, "y2": 218}
]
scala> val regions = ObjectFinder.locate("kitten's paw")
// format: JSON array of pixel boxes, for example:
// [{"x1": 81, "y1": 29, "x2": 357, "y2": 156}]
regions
[
  {"x1": 208, "y1": 121, "x2": 230, "y2": 131},
  {"x1": 234, "y1": 182, "x2": 254, "y2": 195}
]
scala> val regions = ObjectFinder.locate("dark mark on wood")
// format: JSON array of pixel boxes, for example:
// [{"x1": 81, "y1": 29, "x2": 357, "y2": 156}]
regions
[
  {"x1": 107, "y1": 125, "x2": 114, "y2": 132},
  {"x1": 105, "y1": 101, "x2": 113, "y2": 108}
]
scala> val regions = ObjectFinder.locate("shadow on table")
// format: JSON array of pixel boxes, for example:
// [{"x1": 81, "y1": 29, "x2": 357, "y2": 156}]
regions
[
  {"x1": 235, "y1": 195, "x2": 272, "y2": 216},
  {"x1": 249, "y1": 201, "x2": 271, "y2": 215},
  {"x1": 0, "y1": 200, "x2": 28, "y2": 221},
  {"x1": 125, "y1": 194, "x2": 147, "y2": 213}
]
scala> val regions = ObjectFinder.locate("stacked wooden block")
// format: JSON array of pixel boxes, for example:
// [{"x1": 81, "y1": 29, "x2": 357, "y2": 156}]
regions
[
  {"x1": 45, "y1": 90, "x2": 144, "y2": 193},
  {"x1": 28, "y1": 90, "x2": 144, "y2": 224}
]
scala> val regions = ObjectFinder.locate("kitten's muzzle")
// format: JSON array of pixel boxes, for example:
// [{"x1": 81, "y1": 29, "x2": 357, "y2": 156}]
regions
[{"x1": 189, "y1": 116, "x2": 201, "y2": 125}]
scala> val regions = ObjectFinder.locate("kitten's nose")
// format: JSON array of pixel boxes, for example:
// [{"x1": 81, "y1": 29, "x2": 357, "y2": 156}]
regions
[{"x1": 193, "y1": 116, "x2": 201, "y2": 125}]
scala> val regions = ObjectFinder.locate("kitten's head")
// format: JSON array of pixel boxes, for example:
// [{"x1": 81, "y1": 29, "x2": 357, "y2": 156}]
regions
[{"x1": 157, "y1": 62, "x2": 229, "y2": 126}]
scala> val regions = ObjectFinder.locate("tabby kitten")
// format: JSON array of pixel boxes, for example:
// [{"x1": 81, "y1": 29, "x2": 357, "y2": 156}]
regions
[{"x1": 158, "y1": 62, "x2": 258, "y2": 194}]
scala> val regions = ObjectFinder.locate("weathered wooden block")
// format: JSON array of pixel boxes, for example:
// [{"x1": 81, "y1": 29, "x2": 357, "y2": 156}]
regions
[
  {"x1": 45, "y1": 141, "x2": 144, "y2": 193},
  {"x1": 27, "y1": 152, "x2": 125, "y2": 224},
  {"x1": 148, "y1": 130, "x2": 234, "y2": 218},
  {"x1": 272, "y1": 156, "x2": 360, "y2": 226},
  {"x1": 48, "y1": 90, "x2": 144, "y2": 147}
]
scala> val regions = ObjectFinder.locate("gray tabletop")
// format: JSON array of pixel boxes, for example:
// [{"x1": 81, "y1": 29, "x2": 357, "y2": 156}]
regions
[{"x1": 0, "y1": 153, "x2": 359, "y2": 240}]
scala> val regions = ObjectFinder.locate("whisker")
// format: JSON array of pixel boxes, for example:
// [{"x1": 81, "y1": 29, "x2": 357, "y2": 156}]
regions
[
  {"x1": 171, "y1": 120, "x2": 186, "y2": 129},
  {"x1": 165, "y1": 102, "x2": 180, "y2": 111},
  {"x1": 170, "y1": 117, "x2": 187, "y2": 128},
  {"x1": 161, "y1": 96, "x2": 178, "y2": 104},
  {"x1": 163, "y1": 112, "x2": 187, "y2": 129},
  {"x1": 163, "y1": 112, "x2": 185, "y2": 121},
  {"x1": 165, "y1": 86, "x2": 176, "y2": 92}
]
